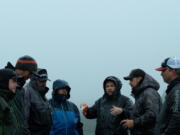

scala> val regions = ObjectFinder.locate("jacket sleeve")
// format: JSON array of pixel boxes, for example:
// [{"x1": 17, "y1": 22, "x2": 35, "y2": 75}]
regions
[
  {"x1": 121, "y1": 97, "x2": 133, "y2": 119},
  {"x1": 133, "y1": 91, "x2": 157, "y2": 127},
  {"x1": 77, "y1": 121, "x2": 83, "y2": 135},
  {"x1": 76, "y1": 105, "x2": 83, "y2": 135},
  {"x1": 71, "y1": 103, "x2": 83, "y2": 135},
  {"x1": 0, "y1": 108, "x2": 4, "y2": 135},
  {"x1": 85, "y1": 100, "x2": 99, "y2": 119},
  {"x1": 0, "y1": 100, "x2": 8, "y2": 135},
  {"x1": 24, "y1": 85, "x2": 31, "y2": 131},
  {"x1": 164, "y1": 89, "x2": 180, "y2": 135}
]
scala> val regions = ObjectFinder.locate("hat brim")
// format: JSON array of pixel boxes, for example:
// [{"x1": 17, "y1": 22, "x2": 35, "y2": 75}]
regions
[
  {"x1": 155, "y1": 67, "x2": 167, "y2": 71},
  {"x1": 32, "y1": 71, "x2": 40, "y2": 77},
  {"x1": 39, "y1": 78, "x2": 51, "y2": 82},
  {"x1": 123, "y1": 76, "x2": 132, "y2": 80}
]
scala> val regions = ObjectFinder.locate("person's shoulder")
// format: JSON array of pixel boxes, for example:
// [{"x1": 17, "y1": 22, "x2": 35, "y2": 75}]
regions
[
  {"x1": 120, "y1": 94, "x2": 130, "y2": 99},
  {"x1": 119, "y1": 94, "x2": 131, "y2": 101},
  {"x1": 142, "y1": 87, "x2": 155, "y2": 94},
  {"x1": 172, "y1": 83, "x2": 180, "y2": 91},
  {"x1": 140, "y1": 88, "x2": 160, "y2": 101},
  {"x1": 68, "y1": 100, "x2": 77, "y2": 106},
  {"x1": 119, "y1": 94, "x2": 133, "y2": 103},
  {"x1": 169, "y1": 83, "x2": 180, "y2": 97},
  {"x1": 67, "y1": 101, "x2": 80, "y2": 112},
  {"x1": 0, "y1": 97, "x2": 9, "y2": 111},
  {"x1": 98, "y1": 95, "x2": 106, "y2": 101}
]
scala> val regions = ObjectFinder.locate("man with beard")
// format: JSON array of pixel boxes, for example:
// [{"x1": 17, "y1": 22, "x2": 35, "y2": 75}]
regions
[
  {"x1": 24, "y1": 68, "x2": 52, "y2": 135},
  {"x1": 155, "y1": 57, "x2": 180, "y2": 135},
  {"x1": 122, "y1": 69, "x2": 162, "y2": 135}
]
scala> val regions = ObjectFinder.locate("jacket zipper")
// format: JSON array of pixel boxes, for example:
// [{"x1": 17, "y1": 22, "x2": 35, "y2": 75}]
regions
[{"x1": 61, "y1": 103, "x2": 68, "y2": 135}]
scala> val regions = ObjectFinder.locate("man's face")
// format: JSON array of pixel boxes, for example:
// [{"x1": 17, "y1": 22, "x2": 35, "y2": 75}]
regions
[
  {"x1": 129, "y1": 77, "x2": 142, "y2": 88},
  {"x1": 15, "y1": 69, "x2": 32, "y2": 80},
  {"x1": 37, "y1": 80, "x2": 47, "y2": 87},
  {"x1": 105, "y1": 81, "x2": 116, "y2": 96},
  {"x1": 161, "y1": 68, "x2": 174, "y2": 84},
  {"x1": 9, "y1": 79, "x2": 17, "y2": 93},
  {"x1": 57, "y1": 88, "x2": 68, "y2": 95}
]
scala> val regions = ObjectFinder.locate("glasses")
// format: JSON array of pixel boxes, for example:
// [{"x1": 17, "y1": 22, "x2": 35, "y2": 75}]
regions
[{"x1": 161, "y1": 67, "x2": 169, "y2": 73}]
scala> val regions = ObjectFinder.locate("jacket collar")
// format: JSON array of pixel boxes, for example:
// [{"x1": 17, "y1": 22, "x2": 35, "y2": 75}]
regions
[{"x1": 166, "y1": 77, "x2": 180, "y2": 94}]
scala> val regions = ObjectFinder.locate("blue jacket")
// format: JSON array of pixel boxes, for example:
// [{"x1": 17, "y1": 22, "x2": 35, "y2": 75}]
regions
[{"x1": 49, "y1": 79, "x2": 83, "y2": 135}]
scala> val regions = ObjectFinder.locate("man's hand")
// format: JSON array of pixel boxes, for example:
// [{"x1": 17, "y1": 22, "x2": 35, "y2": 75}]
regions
[
  {"x1": 121, "y1": 120, "x2": 134, "y2": 129},
  {"x1": 80, "y1": 103, "x2": 88, "y2": 116},
  {"x1": 110, "y1": 106, "x2": 123, "y2": 116}
]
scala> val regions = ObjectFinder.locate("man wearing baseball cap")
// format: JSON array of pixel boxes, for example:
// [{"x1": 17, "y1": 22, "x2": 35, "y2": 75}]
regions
[
  {"x1": 24, "y1": 68, "x2": 52, "y2": 135},
  {"x1": 156, "y1": 57, "x2": 180, "y2": 135},
  {"x1": 122, "y1": 69, "x2": 161, "y2": 135}
]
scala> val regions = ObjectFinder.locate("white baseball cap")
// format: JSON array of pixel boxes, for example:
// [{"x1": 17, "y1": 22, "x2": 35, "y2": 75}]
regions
[{"x1": 156, "y1": 57, "x2": 180, "y2": 71}]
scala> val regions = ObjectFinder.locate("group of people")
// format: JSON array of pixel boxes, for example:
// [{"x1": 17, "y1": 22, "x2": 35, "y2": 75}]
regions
[
  {"x1": 0, "y1": 55, "x2": 180, "y2": 135},
  {"x1": 0, "y1": 55, "x2": 82, "y2": 135}
]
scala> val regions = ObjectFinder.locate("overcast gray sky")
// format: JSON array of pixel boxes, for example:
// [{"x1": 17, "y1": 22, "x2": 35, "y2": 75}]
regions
[{"x1": 0, "y1": 0, "x2": 180, "y2": 106}]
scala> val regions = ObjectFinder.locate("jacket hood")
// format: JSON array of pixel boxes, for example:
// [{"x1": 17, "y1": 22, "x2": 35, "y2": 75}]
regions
[
  {"x1": 132, "y1": 73, "x2": 160, "y2": 97},
  {"x1": 0, "y1": 68, "x2": 18, "y2": 90},
  {"x1": 103, "y1": 76, "x2": 122, "y2": 99},
  {"x1": 52, "y1": 79, "x2": 71, "y2": 99}
]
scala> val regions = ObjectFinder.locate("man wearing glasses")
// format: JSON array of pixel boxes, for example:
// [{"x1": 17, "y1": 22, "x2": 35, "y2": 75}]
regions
[
  {"x1": 24, "y1": 68, "x2": 52, "y2": 135},
  {"x1": 156, "y1": 57, "x2": 180, "y2": 135}
]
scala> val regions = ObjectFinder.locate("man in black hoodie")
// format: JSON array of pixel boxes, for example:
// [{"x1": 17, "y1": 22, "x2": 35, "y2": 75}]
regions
[
  {"x1": 123, "y1": 69, "x2": 162, "y2": 135},
  {"x1": 0, "y1": 68, "x2": 20, "y2": 135},
  {"x1": 82, "y1": 76, "x2": 133, "y2": 135},
  {"x1": 5, "y1": 55, "x2": 38, "y2": 135},
  {"x1": 156, "y1": 57, "x2": 180, "y2": 135}
]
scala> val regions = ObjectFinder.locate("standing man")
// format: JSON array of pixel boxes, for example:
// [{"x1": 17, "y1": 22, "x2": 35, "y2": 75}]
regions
[
  {"x1": 5, "y1": 55, "x2": 38, "y2": 135},
  {"x1": 81, "y1": 76, "x2": 133, "y2": 135},
  {"x1": 49, "y1": 79, "x2": 83, "y2": 135},
  {"x1": 156, "y1": 57, "x2": 180, "y2": 135},
  {"x1": 0, "y1": 68, "x2": 20, "y2": 135},
  {"x1": 123, "y1": 69, "x2": 162, "y2": 135},
  {"x1": 24, "y1": 68, "x2": 52, "y2": 135}
]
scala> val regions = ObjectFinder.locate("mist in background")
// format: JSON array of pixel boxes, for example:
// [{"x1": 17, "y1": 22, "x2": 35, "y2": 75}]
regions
[{"x1": 0, "y1": 0, "x2": 180, "y2": 134}]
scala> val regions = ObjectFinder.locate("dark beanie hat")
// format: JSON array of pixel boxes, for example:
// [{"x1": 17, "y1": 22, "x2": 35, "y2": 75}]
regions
[
  {"x1": 15, "y1": 55, "x2": 38, "y2": 73},
  {"x1": 0, "y1": 68, "x2": 18, "y2": 90}
]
